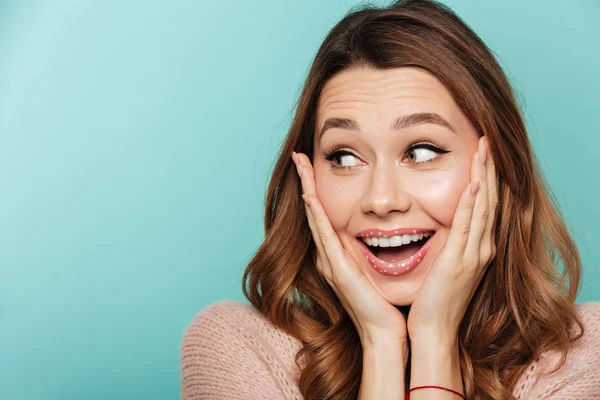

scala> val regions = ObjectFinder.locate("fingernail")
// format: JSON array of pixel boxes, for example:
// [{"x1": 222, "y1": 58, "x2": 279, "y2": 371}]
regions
[
  {"x1": 470, "y1": 181, "x2": 480, "y2": 194},
  {"x1": 302, "y1": 194, "x2": 310, "y2": 206}
]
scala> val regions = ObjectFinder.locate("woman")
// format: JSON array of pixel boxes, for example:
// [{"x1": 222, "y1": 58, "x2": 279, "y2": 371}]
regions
[{"x1": 180, "y1": 0, "x2": 600, "y2": 399}]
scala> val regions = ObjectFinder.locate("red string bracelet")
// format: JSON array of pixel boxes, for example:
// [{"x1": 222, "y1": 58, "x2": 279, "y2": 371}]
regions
[{"x1": 405, "y1": 385, "x2": 466, "y2": 399}]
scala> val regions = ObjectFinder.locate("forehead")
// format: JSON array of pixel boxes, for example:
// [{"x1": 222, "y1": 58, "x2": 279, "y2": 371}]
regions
[{"x1": 316, "y1": 66, "x2": 460, "y2": 131}]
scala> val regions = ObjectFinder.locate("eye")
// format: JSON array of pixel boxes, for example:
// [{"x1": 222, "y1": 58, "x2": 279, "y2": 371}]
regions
[
  {"x1": 405, "y1": 143, "x2": 450, "y2": 164},
  {"x1": 324, "y1": 149, "x2": 360, "y2": 170},
  {"x1": 406, "y1": 147, "x2": 436, "y2": 164},
  {"x1": 323, "y1": 142, "x2": 450, "y2": 170}
]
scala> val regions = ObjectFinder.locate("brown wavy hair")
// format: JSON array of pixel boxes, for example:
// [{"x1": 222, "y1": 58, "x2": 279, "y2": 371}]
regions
[{"x1": 242, "y1": 0, "x2": 584, "y2": 398}]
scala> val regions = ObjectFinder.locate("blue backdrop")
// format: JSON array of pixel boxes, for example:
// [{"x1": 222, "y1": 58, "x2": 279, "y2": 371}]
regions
[{"x1": 0, "y1": 1, "x2": 598, "y2": 399}]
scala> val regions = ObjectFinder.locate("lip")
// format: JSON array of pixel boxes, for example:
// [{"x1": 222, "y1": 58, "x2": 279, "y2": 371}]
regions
[
  {"x1": 356, "y1": 232, "x2": 435, "y2": 277},
  {"x1": 356, "y1": 227, "x2": 434, "y2": 238}
]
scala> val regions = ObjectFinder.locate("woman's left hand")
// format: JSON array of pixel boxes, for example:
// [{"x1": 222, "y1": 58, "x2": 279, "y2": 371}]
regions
[{"x1": 407, "y1": 135, "x2": 499, "y2": 345}]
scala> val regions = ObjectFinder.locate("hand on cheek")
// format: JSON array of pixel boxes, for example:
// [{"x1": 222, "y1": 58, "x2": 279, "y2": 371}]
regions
[
  {"x1": 406, "y1": 136, "x2": 499, "y2": 345},
  {"x1": 292, "y1": 151, "x2": 409, "y2": 350}
]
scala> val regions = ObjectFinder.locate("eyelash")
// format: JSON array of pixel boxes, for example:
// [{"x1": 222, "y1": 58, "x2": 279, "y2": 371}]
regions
[{"x1": 323, "y1": 142, "x2": 451, "y2": 170}]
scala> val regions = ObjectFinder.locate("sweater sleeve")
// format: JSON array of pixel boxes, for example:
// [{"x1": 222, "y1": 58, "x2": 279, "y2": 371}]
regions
[
  {"x1": 179, "y1": 300, "x2": 298, "y2": 400},
  {"x1": 524, "y1": 302, "x2": 600, "y2": 399}
]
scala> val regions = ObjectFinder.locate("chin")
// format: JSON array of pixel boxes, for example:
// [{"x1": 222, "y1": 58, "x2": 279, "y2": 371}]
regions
[
  {"x1": 372, "y1": 267, "x2": 427, "y2": 307},
  {"x1": 385, "y1": 294, "x2": 414, "y2": 307},
  {"x1": 392, "y1": 299, "x2": 413, "y2": 307}
]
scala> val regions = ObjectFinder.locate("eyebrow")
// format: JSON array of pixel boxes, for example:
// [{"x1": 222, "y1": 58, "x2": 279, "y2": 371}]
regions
[{"x1": 318, "y1": 112, "x2": 457, "y2": 139}]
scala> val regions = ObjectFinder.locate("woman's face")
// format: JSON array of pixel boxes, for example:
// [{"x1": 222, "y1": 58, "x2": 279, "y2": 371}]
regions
[{"x1": 313, "y1": 66, "x2": 481, "y2": 306}]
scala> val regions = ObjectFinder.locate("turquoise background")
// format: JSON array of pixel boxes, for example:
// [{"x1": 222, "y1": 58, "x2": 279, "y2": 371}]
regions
[{"x1": 0, "y1": 1, "x2": 598, "y2": 399}]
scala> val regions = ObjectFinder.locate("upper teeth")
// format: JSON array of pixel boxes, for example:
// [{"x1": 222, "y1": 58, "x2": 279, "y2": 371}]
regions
[{"x1": 362, "y1": 232, "x2": 432, "y2": 248}]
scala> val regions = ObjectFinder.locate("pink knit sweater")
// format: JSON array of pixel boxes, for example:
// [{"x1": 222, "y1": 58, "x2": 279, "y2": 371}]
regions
[{"x1": 180, "y1": 300, "x2": 600, "y2": 399}]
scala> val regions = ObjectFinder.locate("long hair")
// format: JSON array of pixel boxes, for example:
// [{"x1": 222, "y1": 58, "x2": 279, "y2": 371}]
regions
[{"x1": 242, "y1": 1, "x2": 584, "y2": 398}]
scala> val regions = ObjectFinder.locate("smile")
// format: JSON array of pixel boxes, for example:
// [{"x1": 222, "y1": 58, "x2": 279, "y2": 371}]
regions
[{"x1": 356, "y1": 228, "x2": 435, "y2": 276}]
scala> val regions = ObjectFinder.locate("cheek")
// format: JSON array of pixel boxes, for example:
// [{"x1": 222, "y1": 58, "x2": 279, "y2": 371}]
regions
[
  {"x1": 412, "y1": 168, "x2": 470, "y2": 227},
  {"x1": 314, "y1": 159, "x2": 473, "y2": 230},
  {"x1": 314, "y1": 169, "x2": 357, "y2": 231}
]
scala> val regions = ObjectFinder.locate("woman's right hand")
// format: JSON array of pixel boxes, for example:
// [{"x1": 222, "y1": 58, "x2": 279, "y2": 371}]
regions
[{"x1": 292, "y1": 151, "x2": 408, "y2": 350}]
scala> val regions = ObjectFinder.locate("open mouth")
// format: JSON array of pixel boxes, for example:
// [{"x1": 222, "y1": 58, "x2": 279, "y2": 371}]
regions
[
  {"x1": 356, "y1": 231, "x2": 435, "y2": 276},
  {"x1": 360, "y1": 232, "x2": 433, "y2": 262},
  {"x1": 367, "y1": 235, "x2": 430, "y2": 262}
]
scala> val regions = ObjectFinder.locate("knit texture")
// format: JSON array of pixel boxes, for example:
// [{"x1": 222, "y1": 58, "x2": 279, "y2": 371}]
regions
[{"x1": 180, "y1": 301, "x2": 600, "y2": 399}]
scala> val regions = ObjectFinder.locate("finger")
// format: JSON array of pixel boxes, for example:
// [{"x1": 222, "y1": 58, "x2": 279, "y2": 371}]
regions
[
  {"x1": 464, "y1": 137, "x2": 489, "y2": 261},
  {"x1": 294, "y1": 152, "x2": 342, "y2": 258},
  {"x1": 302, "y1": 192, "x2": 357, "y2": 285},
  {"x1": 292, "y1": 153, "x2": 331, "y2": 275},
  {"x1": 295, "y1": 151, "x2": 341, "y2": 266},
  {"x1": 303, "y1": 199, "x2": 332, "y2": 279},
  {"x1": 303, "y1": 198, "x2": 364, "y2": 321},
  {"x1": 293, "y1": 152, "x2": 344, "y2": 280},
  {"x1": 476, "y1": 136, "x2": 498, "y2": 262},
  {"x1": 444, "y1": 154, "x2": 479, "y2": 258},
  {"x1": 294, "y1": 152, "x2": 317, "y2": 196},
  {"x1": 484, "y1": 138, "x2": 499, "y2": 258}
]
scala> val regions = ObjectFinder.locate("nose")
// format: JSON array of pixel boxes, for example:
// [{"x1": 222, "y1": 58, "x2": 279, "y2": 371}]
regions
[{"x1": 360, "y1": 163, "x2": 412, "y2": 217}]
